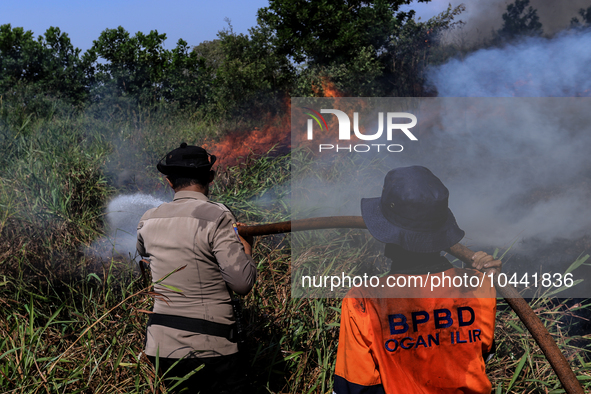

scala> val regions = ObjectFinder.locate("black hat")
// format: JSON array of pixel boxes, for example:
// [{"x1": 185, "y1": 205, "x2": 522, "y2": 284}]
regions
[
  {"x1": 156, "y1": 143, "x2": 216, "y2": 177},
  {"x1": 360, "y1": 166, "x2": 464, "y2": 253}
]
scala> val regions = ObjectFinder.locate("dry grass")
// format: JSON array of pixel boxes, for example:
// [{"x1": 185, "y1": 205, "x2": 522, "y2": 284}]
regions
[{"x1": 0, "y1": 101, "x2": 589, "y2": 393}]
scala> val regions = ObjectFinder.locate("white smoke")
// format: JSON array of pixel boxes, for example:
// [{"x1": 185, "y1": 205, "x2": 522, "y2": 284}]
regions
[
  {"x1": 418, "y1": 30, "x2": 591, "y2": 253},
  {"x1": 86, "y1": 193, "x2": 166, "y2": 260},
  {"x1": 294, "y1": 101, "x2": 591, "y2": 262},
  {"x1": 428, "y1": 30, "x2": 591, "y2": 97},
  {"x1": 406, "y1": 0, "x2": 591, "y2": 44}
]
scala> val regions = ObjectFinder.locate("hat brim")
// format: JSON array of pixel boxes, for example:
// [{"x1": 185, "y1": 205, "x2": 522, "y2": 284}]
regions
[
  {"x1": 157, "y1": 162, "x2": 212, "y2": 177},
  {"x1": 361, "y1": 197, "x2": 465, "y2": 253}
]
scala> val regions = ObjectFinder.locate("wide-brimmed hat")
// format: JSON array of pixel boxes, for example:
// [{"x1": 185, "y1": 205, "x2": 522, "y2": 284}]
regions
[
  {"x1": 361, "y1": 166, "x2": 464, "y2": 253},
  {"x1": 156, "y1": 143, "x2": 216, "y2": 177}
]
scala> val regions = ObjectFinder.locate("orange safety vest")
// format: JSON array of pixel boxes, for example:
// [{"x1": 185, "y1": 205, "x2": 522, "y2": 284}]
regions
[{"x1": 334, "y1": 267, "x2": 497, "y2": 394}]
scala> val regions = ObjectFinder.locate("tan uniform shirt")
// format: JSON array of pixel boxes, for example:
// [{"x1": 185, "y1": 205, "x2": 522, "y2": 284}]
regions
[{"x1": 137, "y1": 191, "x2": 256, "y2": 359}]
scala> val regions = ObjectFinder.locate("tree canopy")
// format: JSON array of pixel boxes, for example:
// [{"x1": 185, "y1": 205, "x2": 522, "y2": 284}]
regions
[
  {"x1": 571, "y1": 5, "x2": 591, "y2": 29},
  {"x1": 496, "y1": 0, "x2": 543, "y2": 41},
  {"x1": 0, "y1": 0, "x2": 471, "y2": 116},
  {"x1": 257, "y1": 0, "x2": 430, "y2": 65},
  {"x1": 0, "y1": 24, "x2": 89, "y2": 105}
]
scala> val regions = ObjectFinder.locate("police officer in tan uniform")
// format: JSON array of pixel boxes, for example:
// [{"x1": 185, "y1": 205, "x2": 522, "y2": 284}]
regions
[{"x1": 137, "y1": 143, "x2": 256, "y2": 393}]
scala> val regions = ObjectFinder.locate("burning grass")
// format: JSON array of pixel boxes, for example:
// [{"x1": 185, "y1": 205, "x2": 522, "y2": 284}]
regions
[{"x1": 0, "y1": 101, "x2": 590, "y2": 393}]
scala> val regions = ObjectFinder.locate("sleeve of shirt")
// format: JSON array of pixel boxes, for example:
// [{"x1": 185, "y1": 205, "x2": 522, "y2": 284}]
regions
[
  {"x1": 211, "y1": 210, "x2": 257, "y2": 295},
  {"x1": 334, "y1": 297, "x2": 385, "y2": 394},
  {"x1": 136, "y1": 211, "x2": 152, "y2": 258}
]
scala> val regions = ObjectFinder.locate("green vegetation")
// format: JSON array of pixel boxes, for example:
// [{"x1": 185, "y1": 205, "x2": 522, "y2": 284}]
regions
[
  {"x1": 0, "y1": 103, "x2": 590, "y2": 393},
  {"x1": 0, "y1": 0, "x2": 466, "y2": 120},
  {"x1": 495, "y1": 0, "x2": 543, "y2": 42}
]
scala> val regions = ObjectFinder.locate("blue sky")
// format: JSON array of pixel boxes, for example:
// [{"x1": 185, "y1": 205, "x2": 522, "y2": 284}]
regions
[
  {"x1": 2, "y1": 0, "x2": 447, "y2": 52},
  {"x1": 1, "y1": 0, "x2": 271, "y2": 51},
  {"x1": 1, "y1": 1, "x2": 582, "y2": 53}
]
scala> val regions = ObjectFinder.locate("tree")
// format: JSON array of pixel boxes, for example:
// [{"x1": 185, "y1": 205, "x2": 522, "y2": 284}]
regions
[
  {"x1": 262, "y1": 1, "x2": 464, "y2": 97},
  {"x1": 162, "y1": 39, "x2": 212, "y2": 109},
  {"x1": 496, "y1": 0, "x2": 543, "y2": 42},
  {"x1": 257, "y1": 0, "x2": 429, "y2": 66},
  {"x1": 0, "y1": 24, "x2": 43, "y2": 89},
  {"x1": 193, "y1": 21, "x2": 294, "y2": 118},
  {"x1": 86, "y1": 27, "x2": 211, "y2": 109},
  {"x1": 39, "y1": 26, "x2": 90, "y2": 104},
  {"x1": 570, "y1": 6, "x2": 591, "y2": 29},
  {"x1": 193, "y1": 39, "x2": 224, "y2": 70},
  {"x1": 86, "y1": 27, "x2": 170, "y2": 101},
  {"x1": 385, "y1": 4, "x2": 465, "y2": 96},
  {"x1": 0, "y1": 24, "x2": 89, "y2": 105}
]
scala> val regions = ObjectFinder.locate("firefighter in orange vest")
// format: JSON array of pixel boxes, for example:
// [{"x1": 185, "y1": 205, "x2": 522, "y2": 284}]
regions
[{"x1": 333, "y1": 166, "x2": 502, "y2": 394}]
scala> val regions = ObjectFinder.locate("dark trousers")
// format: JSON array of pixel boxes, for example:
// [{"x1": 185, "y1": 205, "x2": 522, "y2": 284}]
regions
[{"x1": 147, "y1": 353, "x2": 248, "y2": 394}]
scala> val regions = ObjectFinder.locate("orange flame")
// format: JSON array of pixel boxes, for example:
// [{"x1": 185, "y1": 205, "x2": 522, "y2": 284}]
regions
[
  {"x1": 320, "y1": 77, "x2": 345, "y2": 98},
  {"x1": 206, "y1": 80, "x2": 348, "y2": 168},
  {"x1": 204, "y1": 118, "x2": 291, "y2": 169},
  {"x1": 312, "y1": 76, "x2": 345, "y2": 98}
]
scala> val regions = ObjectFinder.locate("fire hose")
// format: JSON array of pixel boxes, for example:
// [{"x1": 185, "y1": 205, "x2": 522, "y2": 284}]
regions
[{"x1": 238, "y1": 216, "x2": 584, "y2": 394}]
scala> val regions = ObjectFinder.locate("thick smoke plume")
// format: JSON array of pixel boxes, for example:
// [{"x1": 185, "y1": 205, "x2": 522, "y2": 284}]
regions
[
  {"x1": 423, "y1": 29, "x2": 591, "y2": 254},
  {"x1": 428, "y1": 30, "x2": 591, "y2": 97},
  {"x1": 294, "y1": 29, "x2": 591, "y2": 280},
  {"x1": 419, "y1": 0, "x2": 591, "y2": 43},
  {"x1": 294, "y1": 96, "x2": 591, "y2": 256}
]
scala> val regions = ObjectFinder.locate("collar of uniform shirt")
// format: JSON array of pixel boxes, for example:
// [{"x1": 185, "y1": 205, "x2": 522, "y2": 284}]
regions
[{"x1": 173, "y1": 190, "x2": 209, "y2": 201}]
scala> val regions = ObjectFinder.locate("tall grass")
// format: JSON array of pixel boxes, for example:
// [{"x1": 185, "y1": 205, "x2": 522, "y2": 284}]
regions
[{"x1": 0, "y1": 97, "x2": 589, "y2": 393}]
